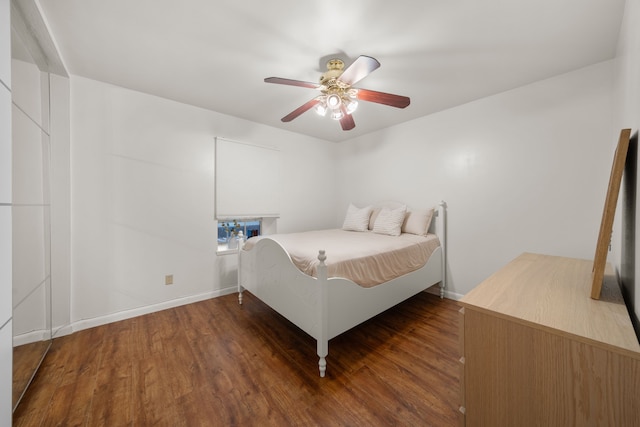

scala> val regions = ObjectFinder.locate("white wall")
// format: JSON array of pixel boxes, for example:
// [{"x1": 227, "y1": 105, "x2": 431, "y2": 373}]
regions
[
  {"x1": 614, "y1": 0, "x2": 640, "y2": 326},
  {"x1": 68, "y1": 60, "x2": 616, "y2": 323},
  {"x1": 337, "y1": 61, "x2": 614, "y2": 298},
  {"x1": 0, "y1": 0, "x2": 11, "y2": 421},
  {"x1": 68, "y1": 76, "x2": 339, "y2": 326}
]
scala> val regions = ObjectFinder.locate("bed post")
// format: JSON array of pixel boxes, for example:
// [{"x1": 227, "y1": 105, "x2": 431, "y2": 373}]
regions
[
  {"x1": 317, "y1": 249, "x2": 329, "y2": 377},
  {"x1": 237, "y1": 250, "x2": 243, "y2": 305},
  {"x1": 439, "y1": 200, "x2": 447, "y2": 299}
]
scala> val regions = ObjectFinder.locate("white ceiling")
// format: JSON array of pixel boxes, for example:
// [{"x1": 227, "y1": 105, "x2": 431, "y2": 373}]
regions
[{"x1": 37, "y1": 0, "x2": 626, "y2": 142}]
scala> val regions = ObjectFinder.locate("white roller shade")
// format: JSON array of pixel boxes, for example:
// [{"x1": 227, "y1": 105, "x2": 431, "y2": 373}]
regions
[{"x1": 215, "y1": 137, "x2": 280, "y2": 218}]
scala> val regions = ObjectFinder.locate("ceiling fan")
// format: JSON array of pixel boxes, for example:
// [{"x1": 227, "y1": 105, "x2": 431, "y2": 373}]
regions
[{"x1": 265, "y1": 55, "x2": 410, "y2": 131}]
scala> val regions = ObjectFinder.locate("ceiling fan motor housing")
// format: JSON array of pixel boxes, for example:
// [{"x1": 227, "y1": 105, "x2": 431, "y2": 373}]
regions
[{"x1": 319, "y1": 59, "x2": 345, "y2": 86}]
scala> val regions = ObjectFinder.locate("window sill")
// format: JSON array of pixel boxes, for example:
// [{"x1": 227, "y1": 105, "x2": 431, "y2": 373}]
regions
[
  {"x1": 217, "y1": 248, "x2": 239, "y2": 256},
  {"x1": 217, "y1": 242, "x2": 246, "y2": 256}
]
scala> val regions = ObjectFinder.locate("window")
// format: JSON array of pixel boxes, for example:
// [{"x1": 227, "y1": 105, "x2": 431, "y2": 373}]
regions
[
  {"x1": 215, "y1": 137, "x2": 280, "y2": 253},
  {"x1": 215, "y1": 137, "x2": 280, "y2": 218},
  {"x1": 217, "y1": 219, "x2": 262, "y2": 253},
  {"x1": 215, "y1": 137, "x2": 279, "y2": 254}
]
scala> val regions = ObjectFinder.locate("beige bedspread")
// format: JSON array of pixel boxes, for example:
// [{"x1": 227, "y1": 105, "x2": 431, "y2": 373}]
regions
[{"x1": 242, "y1": 229, "x2": 440, "y2": 287}]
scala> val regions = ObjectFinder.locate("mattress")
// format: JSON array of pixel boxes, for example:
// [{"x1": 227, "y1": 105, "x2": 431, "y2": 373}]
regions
[{"x1": 242, "y1": 229, "x2": 440, "y2": 287}]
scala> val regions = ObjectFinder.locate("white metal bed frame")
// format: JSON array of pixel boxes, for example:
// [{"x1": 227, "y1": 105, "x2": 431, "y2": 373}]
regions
[{"x1": 238, "y1": 201, "x2": 447, "y2": 377}]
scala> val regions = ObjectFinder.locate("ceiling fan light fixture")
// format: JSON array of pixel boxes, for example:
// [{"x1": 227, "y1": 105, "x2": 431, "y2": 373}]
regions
[
  {"x1": 345, "y1": 98, "x2": 358, "y2": 114},
  {"x1": 331, "y1": 109, "x2": 344, "y2": 120},
  {"x1": 326, "y1": 93, "x2": 342, "y2": 109},
  {"x1": 315, "y1": 102, "x2": 328, "y2": 116},
  {"x1": 319, "y1": 91, "x2": 353, "y2": 120}
]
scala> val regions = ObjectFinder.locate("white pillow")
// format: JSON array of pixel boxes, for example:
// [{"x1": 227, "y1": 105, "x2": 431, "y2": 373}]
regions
[
  {"x1": 402, "y1": 208, "x2": 434, "y2": 236},
  {"x1": 342, "y1": 203, "x2": 372, "y2": 232},
  {"x1": 372, "y1": 205, "x2": 407, "y2": 236}
]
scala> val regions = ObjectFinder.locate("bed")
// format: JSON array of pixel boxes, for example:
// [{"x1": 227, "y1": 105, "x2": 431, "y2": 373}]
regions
[{"x1": 237, "y1": 201, "x2": 447, "y2": 377}]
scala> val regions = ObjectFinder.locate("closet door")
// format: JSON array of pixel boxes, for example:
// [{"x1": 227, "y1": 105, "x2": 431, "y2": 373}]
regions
[{"x1": 10, "y1": 21, "x2": 52, "y2": 412}]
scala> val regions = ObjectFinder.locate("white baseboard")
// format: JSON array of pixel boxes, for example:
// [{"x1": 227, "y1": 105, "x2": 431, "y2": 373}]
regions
[
  {"x1": 443, "y1": 290, "x2": 464, "y2": 300},
  {"x1": 425, "y1": 284, "x2": 463, "y2": 301},
  {"x1": 51, "y1": 286, "x2": 238, "y2": 339},
  {"x1": 25, "y1": 283, "x2": 463, "y2": 344},
  {"x1": 13, "y1": 329, "x2": 51, "y2": 347}
]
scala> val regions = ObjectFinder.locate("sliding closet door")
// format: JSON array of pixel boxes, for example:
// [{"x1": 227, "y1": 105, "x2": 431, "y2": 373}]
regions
[
  {"x1": 0, "y1": 0, "x2": 12, "y2": 422},
  {"x1": 10, "y1": 23, "x2": 52, "y2": 411}
]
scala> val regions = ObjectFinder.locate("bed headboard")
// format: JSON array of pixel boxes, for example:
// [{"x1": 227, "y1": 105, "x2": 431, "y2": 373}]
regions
[{"x1": 369, "y1": 200, "x2": 447, "y2": 294}]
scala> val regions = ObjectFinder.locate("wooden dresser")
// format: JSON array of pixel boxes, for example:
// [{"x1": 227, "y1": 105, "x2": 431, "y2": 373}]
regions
[{"x1": 458, "y1": 253, "x2": 640, "y2": 426}]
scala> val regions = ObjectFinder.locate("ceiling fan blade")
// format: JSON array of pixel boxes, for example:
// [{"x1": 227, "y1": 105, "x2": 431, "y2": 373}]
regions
[
  {"x1": 339, "y1": 106, "x2": 355, "y2": 131},
  {"x1": 356, "y1": 88, "x2": 410, "y2": 108},
  {"x1": 338, "y1": 56, "x2": 380, "y2": 86},
  {"x1": 281, "y1": 98, "x2": 320, "y2": 122},
  {"x1": 265, "y1": 77, "x2": 321, "y2": 89}
]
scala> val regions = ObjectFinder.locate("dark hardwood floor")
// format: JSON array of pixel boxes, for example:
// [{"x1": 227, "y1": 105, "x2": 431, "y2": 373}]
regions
[{"x1": 13, "y1": 291, "x2": 461, "y2": 426}]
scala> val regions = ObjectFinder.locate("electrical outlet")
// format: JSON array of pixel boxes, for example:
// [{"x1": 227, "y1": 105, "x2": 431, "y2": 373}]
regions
[{"x1": 165, "y1": 274, "x2": 173, "y2": 285}]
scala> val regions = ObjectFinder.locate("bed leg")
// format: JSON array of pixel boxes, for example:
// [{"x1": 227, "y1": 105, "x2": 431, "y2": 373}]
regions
[
  {"x1": 438, "y1": 201, "x2": 447, "y2": 300},
  {"x1": 319, "y1": 357, "x2": 327, "y2": 377},
  {"x1": 238, "y1": 249, "x2": 243, "y2": 305},
  {"x1": 317, "y1": 337, "x2": 328, "y2": 378},
  {"x1": 317, "y1": 249, "x2": 329, "y2": 377}
]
